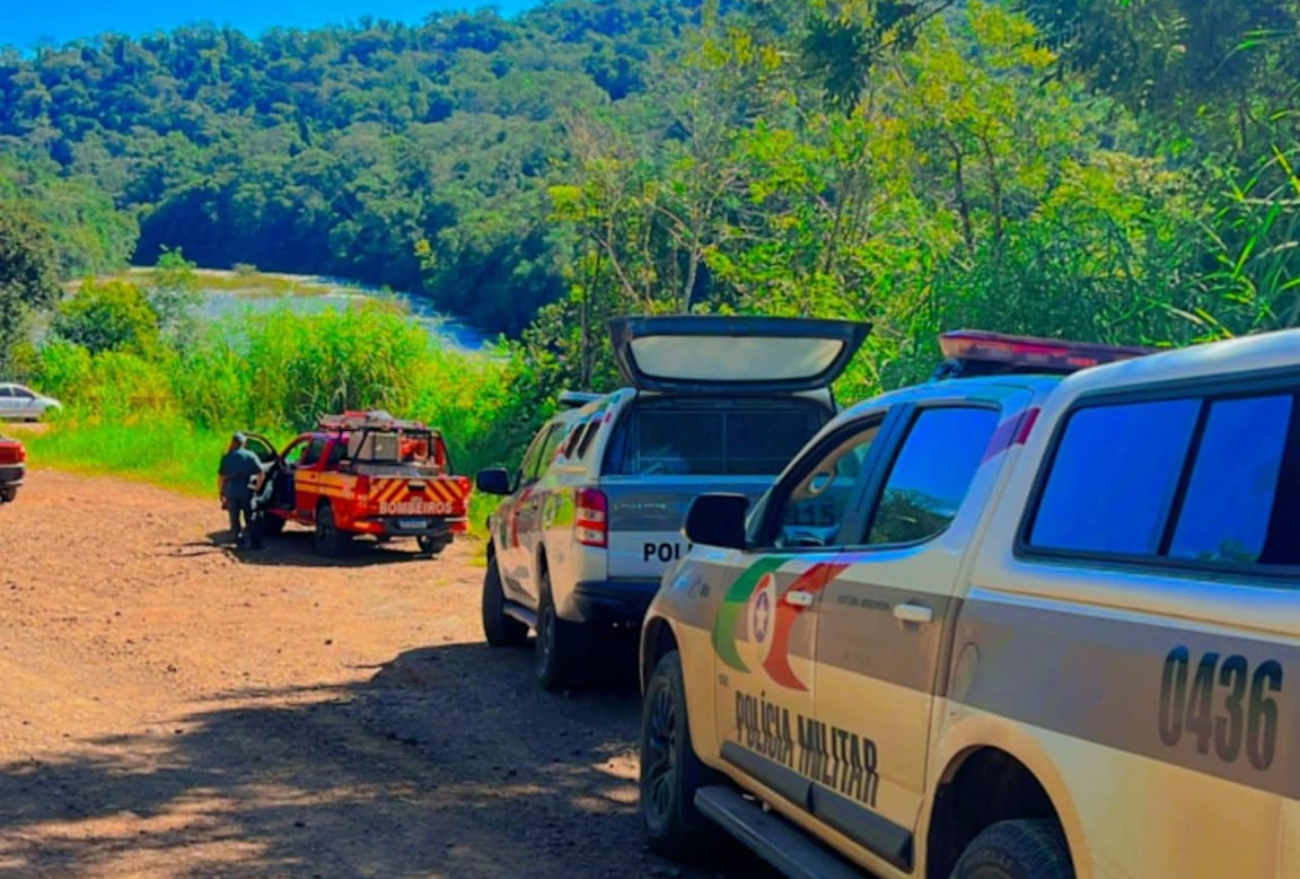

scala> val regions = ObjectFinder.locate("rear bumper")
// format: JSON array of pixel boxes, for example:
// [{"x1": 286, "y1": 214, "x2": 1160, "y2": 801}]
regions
[
  {"x1": 567, "y1": 578, "x2": 662, "y2": 627},
  {"x1": 354, "y1": 516, "x2": 466, "y2": 539},
  {"x1": 0, "y1": 465, "x2": 24, "y2": 486}
]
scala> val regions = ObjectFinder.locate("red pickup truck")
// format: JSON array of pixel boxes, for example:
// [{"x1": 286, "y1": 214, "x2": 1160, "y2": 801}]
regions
[
  {"x1": 0, "y1": 434, "x2": 25, "y2": 503},
  {"x1": 243, "y1": 410, "x2": 473, "y2": 557}
]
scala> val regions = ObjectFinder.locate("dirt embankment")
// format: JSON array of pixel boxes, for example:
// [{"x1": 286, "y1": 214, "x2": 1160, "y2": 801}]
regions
[{"x1": 0, "y1": 469, "x2": 773, "y2": 879}]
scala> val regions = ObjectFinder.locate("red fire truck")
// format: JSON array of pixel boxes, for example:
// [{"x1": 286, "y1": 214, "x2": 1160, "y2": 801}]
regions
[{"x1": 243, "y1": 410, "x2": 472, "y2": 558}]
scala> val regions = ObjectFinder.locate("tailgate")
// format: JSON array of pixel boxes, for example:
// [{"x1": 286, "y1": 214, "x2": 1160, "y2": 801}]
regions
[
  {"x1": 603, "y1": 476, "x2": 772, "y2": 579},
  {"x1": 369, "y1": 475, "x2": 471, "y2": 517}
]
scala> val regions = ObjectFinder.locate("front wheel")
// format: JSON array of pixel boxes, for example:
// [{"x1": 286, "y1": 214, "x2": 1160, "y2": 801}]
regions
[
  {"x1": 313, "y1": 504, "x2": 348, "y2": 558},
  {"x1": 482, "y1": 553, "x2": 528, "y2": 647},
  {"x1": 949, "y1": 820, "x2": 1074, "y2": 879},
  {"x1": 417, "y1": 534, "x2": 451, "y2": 557},
  {"x1": 640, "y1": 650, "x2": 723, "y2": 859}
]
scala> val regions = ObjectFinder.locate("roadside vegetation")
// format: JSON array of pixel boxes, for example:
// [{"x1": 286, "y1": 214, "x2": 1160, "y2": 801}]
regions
[{"x1": 4, "y1": 0, "x2": 1300, "y2": 506}]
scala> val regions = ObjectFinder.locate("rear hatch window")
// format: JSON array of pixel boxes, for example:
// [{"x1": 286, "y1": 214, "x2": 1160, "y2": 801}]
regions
[{"x1": 603, "y1": 397, "x2": 829, "y2": 477}]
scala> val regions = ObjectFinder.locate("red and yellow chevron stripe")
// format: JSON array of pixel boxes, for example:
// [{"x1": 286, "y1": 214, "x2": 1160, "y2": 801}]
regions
[{"x1": 369, "y1": 476, "x2": 470, "y2": 509}]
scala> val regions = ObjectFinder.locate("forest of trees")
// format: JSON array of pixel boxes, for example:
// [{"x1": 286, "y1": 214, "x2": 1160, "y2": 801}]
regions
[{"x1": 3, "y1": 0, "x2": 1300, "y2": 398}]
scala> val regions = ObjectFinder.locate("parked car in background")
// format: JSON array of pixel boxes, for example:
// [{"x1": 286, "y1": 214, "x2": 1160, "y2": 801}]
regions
[
  {"x1": 0, "y1": 433, "x2": 26, "y2": 503},
  {"x1": 638, "y1": 327, "x2": 1300, "y2": 879},
  {"x1": 474, "y1": 315, "x2": 871, "y2": 692},
  {"x1": 0, "y1": 383, "x2": 62, "y2": 421}
]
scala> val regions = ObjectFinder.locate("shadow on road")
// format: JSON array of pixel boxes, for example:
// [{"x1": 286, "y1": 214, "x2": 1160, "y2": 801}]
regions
[
  {"x1": 187, "y1": 528, "x2": 440, "y2": 569},
  {"x1": 0, "y1": 640, "x2": 777, "y2": 879}
]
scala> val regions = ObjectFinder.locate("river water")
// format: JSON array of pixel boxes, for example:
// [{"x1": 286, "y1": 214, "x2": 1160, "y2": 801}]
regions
[{"x1": 194, "y1": 279, "x2": 489, "y2": 353}]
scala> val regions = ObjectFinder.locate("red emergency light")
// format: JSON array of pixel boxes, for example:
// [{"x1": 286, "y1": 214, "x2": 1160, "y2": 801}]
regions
[{"x1": 937, "y1": 330, "x2": 1158, "y2": 377}]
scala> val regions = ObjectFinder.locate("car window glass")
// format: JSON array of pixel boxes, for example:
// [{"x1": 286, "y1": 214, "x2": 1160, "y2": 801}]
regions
[
  {"x1": 538, "y1": 423, "x2": 569, "y2": 472},
  {"x1": 326, "y1": 441, "x2": 345, "y2": 467},
  {"x1": 1028, "y1": 399, "x2": 1201, "y2": 555},
  {"x1": 299, "y1": 439, "x2": 325, "y2": 468},
  {"x1": 0, "y1": 387, "x2": 10, "y2": 398},
  {"x1": 520, "y1": 424, "x2": 561, "y2": 486},
  {"x1": 865, "y1": 407, "x2": 1002, "y2": 546},
  {"x1": 575, "y1": 421, "x2": 599, "y2": 460},
  {"x1": 1169, "y1": 395, "x2": 1292, "y2": 564},
  {"x1": 14, "y1": 387, "x2": 33, "y2": 399},
  {"x1": 608, "y1": 401, "x2": 826, "y2": 477},
  {"x1": 516, "y1": 427, "x2": 549, "y2": 484},
  {"x1": 769, "y1": 421, "x2": 881, "y2": 549}
]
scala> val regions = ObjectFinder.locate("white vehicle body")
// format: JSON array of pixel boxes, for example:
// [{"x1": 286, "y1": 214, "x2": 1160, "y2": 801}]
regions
[
  {"x1": 476, "y1": 315, "x2": 871, "y2": 691},
  {"x1": 639, "y1": 327, "x2": 1300, "y2": 879}
]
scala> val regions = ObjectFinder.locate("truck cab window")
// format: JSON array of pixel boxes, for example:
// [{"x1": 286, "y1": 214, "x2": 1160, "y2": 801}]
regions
[{"x1": 864, "y1": 407, "x2": 1001, "y2": 546}]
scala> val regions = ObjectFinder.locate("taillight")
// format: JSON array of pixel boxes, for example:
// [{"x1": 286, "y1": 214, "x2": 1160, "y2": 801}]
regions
[
  {"x1": 574, "y1": 488, "x2": 607, "y2": 548},
  {"x1": 16, "y1": 446, "x2": 26, "y2": 464}
]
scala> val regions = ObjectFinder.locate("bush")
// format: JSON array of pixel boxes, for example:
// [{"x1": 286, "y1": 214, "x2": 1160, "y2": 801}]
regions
[{"x1": 52, "y1": 278, "x2": 161, "y2": 356}]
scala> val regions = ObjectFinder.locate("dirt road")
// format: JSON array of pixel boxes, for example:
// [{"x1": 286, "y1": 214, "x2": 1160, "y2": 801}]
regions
[{"x1": 0, "y1": 470, "x2": 772, "y2": 879}]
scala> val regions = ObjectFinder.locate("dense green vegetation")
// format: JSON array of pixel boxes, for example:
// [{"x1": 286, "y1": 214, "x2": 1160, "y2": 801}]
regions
[
  {"x1": 5, "y1": 0, "x2": 1300, "y2": 502},
  {"x1": 0, "y1": 0, "x2": 719, "y2": 334}
]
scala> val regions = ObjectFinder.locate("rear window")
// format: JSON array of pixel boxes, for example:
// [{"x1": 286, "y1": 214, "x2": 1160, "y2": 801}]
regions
[
  {"x1": 603, "y1": 399, "x2": 828, "y2": 477},
  {"x1": 1025, "y1": 389, "x2": 1300, "y2": 569}
]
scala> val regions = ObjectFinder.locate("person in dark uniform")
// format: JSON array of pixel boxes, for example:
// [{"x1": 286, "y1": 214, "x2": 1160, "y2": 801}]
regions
[{"x1": 218, "y1": 432, "x2": 266, "y2": 549}]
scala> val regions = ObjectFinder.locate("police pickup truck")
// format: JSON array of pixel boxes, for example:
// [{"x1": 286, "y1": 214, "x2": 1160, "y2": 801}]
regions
[
  {"x1": 474, "y1": 315, "x2": 871, "y2": 692},
  {"x1": 639, "y1": 327, "x2": 1300, "y2": 879}
]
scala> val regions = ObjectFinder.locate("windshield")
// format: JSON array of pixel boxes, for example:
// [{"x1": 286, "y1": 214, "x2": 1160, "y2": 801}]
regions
[{"x1": 603, "y1": 398, "x2": 829, "y2": 477}]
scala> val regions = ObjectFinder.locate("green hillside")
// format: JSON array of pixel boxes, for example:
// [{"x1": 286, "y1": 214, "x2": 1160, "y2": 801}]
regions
[{"x1": 4, "y1": 0, "x2": 1300, "y2": 485}]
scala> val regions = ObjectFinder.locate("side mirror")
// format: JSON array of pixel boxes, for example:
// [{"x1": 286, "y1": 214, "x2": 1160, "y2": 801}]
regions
[
  {"x1": 475, "y1": 467, "x2": 512, "y2": 496},
  {"x1": 683, "y1": 493, "x2": 750, "y2": 551}
]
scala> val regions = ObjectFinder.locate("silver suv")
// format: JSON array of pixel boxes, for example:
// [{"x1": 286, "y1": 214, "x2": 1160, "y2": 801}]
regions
[{"x1": 474, "y1": 315, "x2": 870, "y2": 691}]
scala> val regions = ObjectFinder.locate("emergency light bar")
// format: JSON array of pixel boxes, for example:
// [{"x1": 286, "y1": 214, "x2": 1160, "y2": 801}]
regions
[{"x1": 935, "y1": 330, "x2": 1158, "y2": 378}]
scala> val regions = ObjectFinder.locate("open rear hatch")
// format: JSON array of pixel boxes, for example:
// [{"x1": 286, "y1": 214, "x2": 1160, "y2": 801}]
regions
[{"x1": 608, "y1": 315, "x2": 871, "y2": 395}]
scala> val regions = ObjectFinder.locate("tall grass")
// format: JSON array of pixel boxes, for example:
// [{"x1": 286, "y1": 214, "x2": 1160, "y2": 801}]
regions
[{"x1": 23, "y1": 299, "x2": 546, "y2": 537}]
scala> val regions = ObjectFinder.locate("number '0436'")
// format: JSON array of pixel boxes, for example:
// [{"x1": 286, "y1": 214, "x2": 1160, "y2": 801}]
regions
[{"x1": 1158, "y1": 647, "x2": 1283, "y2": 771}]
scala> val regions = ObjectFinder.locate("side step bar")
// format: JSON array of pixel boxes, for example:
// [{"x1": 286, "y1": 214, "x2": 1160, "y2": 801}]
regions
[
  {"x1": 694, "y1": 786, "x2": 866, "y2": 879},
  {"x1": 503, "y1": 602, "x2": 538, "y2": 630}
]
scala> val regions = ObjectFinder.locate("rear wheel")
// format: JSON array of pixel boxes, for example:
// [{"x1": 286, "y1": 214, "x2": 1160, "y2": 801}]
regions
[
  {"x1": 0, "y1": 487, "x2": 14, "y2": 504},
  {"x1": 534, "y1": 572, "x2": 582, "y2": 692},
  {"x1": 482, "y1": 552, "x2": 528, "y2": 647},
  {"x1": 417, "y1": 534, "x2": 451, "y2": 557},
  {"x1": 949, "y1": 820, "x2": 1074, "y2": 879},
  {"x1": 313, "y1": 503, "x2": 348, "y2": 558},
  {"x1": 640, "y1": 650, "x2": 723, "y2": 858}
]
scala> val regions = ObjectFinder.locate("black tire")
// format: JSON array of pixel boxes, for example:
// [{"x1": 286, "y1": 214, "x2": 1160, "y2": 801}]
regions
[
  {"x1": 534, "y1": 571, "x2": 582, "y2": 692},
  {"x1": 950, "y1": 820, "x2": 1074, "y2": 879},
  {"x1": 482, "y1": 552, "x2": 528, "y2": 647},
  {"x1": 640, "y1": 650, "x2": 724, "y2": 859},
  {"x1": 0, "y1": 487, "x2": 14, "y2": 504},
  {"x1": 313, "y1": 503, "x2": 348, "y2": 558},
  {"x1": 417, "y1": 534, "x2": 451, "y2": 557}
]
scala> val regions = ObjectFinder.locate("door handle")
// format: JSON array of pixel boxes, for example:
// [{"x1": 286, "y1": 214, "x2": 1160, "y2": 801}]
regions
[
  {"x1": 892, "y1": 602, "x2": 934, "y2": 624},
  {"x1": 787, "y1": 590, "x2": 816, "y2": 608}
]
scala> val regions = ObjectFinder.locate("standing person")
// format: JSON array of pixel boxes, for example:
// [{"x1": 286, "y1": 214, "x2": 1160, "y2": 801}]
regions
[{"x1": 218, "y1": 432, "x2": 266, "y2": 550}]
